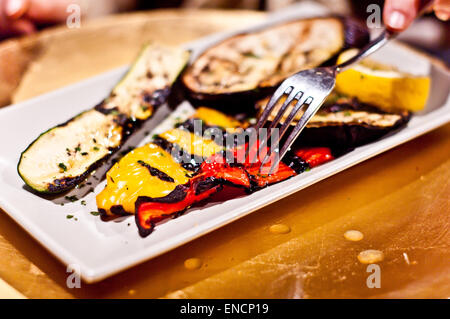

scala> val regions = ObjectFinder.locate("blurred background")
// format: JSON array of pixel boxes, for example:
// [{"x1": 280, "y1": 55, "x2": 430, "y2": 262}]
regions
[
  {"x1": 0, "y1": 0, "x2": 448, "y2": 107},
  {"x1": 0, "y1": 0, "x2": 448, "y2": 63}
]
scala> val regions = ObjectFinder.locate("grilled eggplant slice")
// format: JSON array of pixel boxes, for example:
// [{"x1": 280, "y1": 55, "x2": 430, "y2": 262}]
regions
[
  {"x1": 182, "y1": 17, "x2": 369, "y2": 110},
  {"x1": 255, "y1": 94, "x2": 411, "y2": 151},
  {"x1": 18, "y1": 44, "x2": 190, "y2": 194}
]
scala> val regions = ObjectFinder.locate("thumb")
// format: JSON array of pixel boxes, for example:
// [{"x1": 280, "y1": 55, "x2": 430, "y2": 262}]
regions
[
  {"x1": 434, "y1": 0, "x2": 450, "y2": 20},
  {"x1": 4, "y1": 0, "x2": 29, "y2": 19},
  {"x1": 383, "y1": 0, "x2": 420, "y2": 31},
  {"x1": 0, "y1": 18, "x2": 35, "y2": 38}
]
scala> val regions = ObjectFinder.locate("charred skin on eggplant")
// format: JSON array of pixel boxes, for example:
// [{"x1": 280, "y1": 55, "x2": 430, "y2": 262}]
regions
[
  {"x1": 18, "y1": 44, "x2": 190, "y2": 194},
  {"x1": 182, "y1": 17, "x2": 370, "y2": 112},
  {"x1": 255, "y1": 94, "x2": 411, "y2": 153}
]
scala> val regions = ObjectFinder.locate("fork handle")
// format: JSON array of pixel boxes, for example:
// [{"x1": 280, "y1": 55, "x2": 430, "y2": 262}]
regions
[
  {"x1": 335, "y1": 31, "x2": 391, "y2": 73},
  {"x1": 335, "y1": 0, "x2": 434, "y2": 73}
]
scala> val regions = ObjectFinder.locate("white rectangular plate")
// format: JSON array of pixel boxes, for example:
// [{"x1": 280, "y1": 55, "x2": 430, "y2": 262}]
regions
[{"x1": 0, "y1": 3, "x2": 449, "y2": 283}]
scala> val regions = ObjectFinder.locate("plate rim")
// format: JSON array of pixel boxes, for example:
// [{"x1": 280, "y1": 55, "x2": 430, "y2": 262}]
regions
[{"x1": 0, "y1": 11, "x2": 449, "y2": 283}]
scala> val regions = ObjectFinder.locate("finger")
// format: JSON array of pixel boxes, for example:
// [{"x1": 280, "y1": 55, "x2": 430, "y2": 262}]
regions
[
  {"x1": 383, "y1": 0, "x2": 420, "y2": 31},
  {"x1": 0, "y1": 0, "x2": 14, "y2": 36},
  {"x1": 26, "y1": 0, "x2": 80, "y2": 23},
  {"x1": 8, "y1": 17, "x2": 35, "y2": 34},
  {"x1": 5, "y1": 0, "x2": 29, "y2": 19},
  {"x1": 434, "y1": 0, "x2": 450, "y2": 20},
  {"x1": 0, "y1": 17, "x2": 35, "y2": 38}
]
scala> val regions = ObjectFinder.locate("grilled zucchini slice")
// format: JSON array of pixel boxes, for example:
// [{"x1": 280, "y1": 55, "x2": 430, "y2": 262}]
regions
[{"x1": 18, "y1": 44, "x2": 190, "y2": 194}]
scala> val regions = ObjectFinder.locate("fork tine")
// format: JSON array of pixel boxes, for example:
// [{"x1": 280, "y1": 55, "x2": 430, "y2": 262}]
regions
[
  {"x1": 275, "y1": 94, "x2": 311, "y2": 143},
  {"x1": 245, "y1": 83, "x2": 293, "y2": 163},
  {"x1": 254, "y1": 83, "x2": 293, "y2": 130},
  {"x1": 258, "y1": 94, "x2": 311, "y2": 173},
  {"x1": 267, "y1": 97, "x2": 326, "y2": 174},
  {"x1": 253, "y1": 89, "x2": 301, "y2": 163},
  {"x1": 266, "y1": 90, "x2": 302, "y2": 131}
]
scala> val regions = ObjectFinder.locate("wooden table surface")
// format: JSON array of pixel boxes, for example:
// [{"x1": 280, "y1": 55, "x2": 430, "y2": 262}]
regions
[{"x1": 0, "y1": 9, "x2": 449, "y2": 299}]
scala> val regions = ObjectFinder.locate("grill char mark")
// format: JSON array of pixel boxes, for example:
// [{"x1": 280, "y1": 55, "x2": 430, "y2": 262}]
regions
[{"x1": 137, "y1": 160, "x2": 175, "y2": 183}]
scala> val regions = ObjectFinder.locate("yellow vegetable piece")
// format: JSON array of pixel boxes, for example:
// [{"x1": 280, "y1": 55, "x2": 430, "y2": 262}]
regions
[
  {"x1": 160, "y1": 129, "x2": 224, "y2": 158},
  {"x1": 96, "y1": 107, "x2": 239, "y2": 216},
  {"x1": 336, "y1": 49, "x2": 431, "y2": 112},
  {"x1": 194, "y1": 107, "x2": 242, "y2": 130},
  {"x1": 96, "y1": 144, "x2": 190, "y2": 215}
]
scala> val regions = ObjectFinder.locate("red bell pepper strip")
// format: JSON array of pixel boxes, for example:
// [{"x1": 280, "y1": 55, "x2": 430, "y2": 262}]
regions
[
  {"x1": 136, "y1": 146, "x2": 334, "y2": 237},
  {"x1": 295, "y1": 147, "x2": 334, "y2": 168}
]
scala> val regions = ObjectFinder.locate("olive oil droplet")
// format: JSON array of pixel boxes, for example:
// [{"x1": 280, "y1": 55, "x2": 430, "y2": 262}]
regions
[
  {"x1": 184, "y1": 258, "x2": 202, "y2": 270},
  {"x1": 269, "y1": 224, "x2": 291, "y2": 234},
  {"x1": 344, "y1": 230, "x2": 364, "y2": 242},
  {"x1": 357, "y1": 250, "x2": 384, "y2": 264}
]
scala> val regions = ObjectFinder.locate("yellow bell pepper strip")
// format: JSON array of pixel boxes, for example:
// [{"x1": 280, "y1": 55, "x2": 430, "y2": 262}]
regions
[
  {"x1": 96, "y1": 107, "x2": 242, "y2": 217},
  {"x1": 96, "y1": 143, "x2": 191, "y2": 217}
]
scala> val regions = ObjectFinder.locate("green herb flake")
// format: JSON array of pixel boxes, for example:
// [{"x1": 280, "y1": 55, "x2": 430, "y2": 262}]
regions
[
  {"x1": 58, "y1": 163, "x2": 67, "y2": 172},
  {"x1": 243, "y1": 52, "x2": 261, "y2": 59},
  {"x1": 90, "y1": 211, "x2": 100, "y2": 216},
  {"x1": 66, "y1": 215, "x2": 74, "y2": 219},
  {"x1": 93, "y1": 147, "x2": 100, "y2": 151},
  {"x1": 75, "y1": 146, "x2": 81, "y2": 152},
  {"x1": 81, "y1": 152, "x2": 89, "y2": 156},
  {"x1": 81, "y1": 200, "x2": 87, "y2": 206},
  {"x1": 65, "y1": 195, "x2": 78, "y2": 202},
  {"x1": 343, "y1": 111, "x2": 352, "y2": 117}
]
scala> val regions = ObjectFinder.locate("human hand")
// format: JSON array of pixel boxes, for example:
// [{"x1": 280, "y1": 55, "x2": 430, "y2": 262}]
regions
[
  {"x1": 0, "y1": 0, "x2": 78, "y2": 38},
  {"x1": 384, "y1": 0, "x2": 450, "y2": 32}
]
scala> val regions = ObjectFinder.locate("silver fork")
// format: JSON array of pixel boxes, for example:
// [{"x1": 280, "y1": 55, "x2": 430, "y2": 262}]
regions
[
  {"x1": 254, "y1": 1, "x2": 434, "y2": 174},
  {"x1": 253, "y1": 30, "x2": 393, "y2": 174}
]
